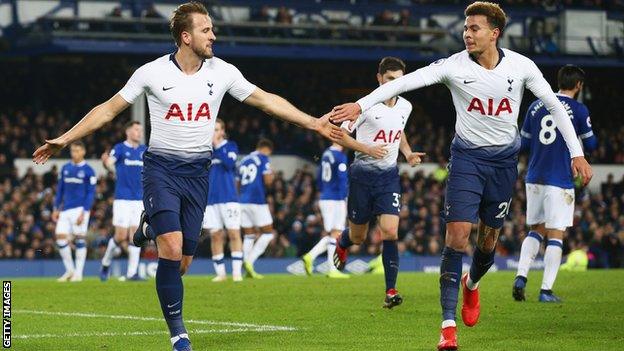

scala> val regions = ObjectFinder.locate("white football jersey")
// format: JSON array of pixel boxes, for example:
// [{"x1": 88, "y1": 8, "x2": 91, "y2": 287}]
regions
[
  {"x1": 118, "y1": 54, "x2": 256, "y2": 158},
  {"x1": 342, "y1": 96, "x2": 412, "y2": 169},
  {"x1": 356, "y1": 48, "x2": 583, "y2": 158}
]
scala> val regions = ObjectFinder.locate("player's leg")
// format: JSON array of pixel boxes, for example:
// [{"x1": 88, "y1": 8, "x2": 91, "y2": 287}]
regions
[
  {"x1": 514, "y1": 224, "x2": 545, "y2": 301},
  {"x1": 223, "y1": 202, "x2": 243, "y2": 281},
  {"x1": 378, "y1": 214, "x2": 402, "y2": 308},
  {"x1": 303, "y1": 200, "x2": 333, "y2": 275},
  {"x1": 325, "y1": 200, "x2": 348, "y2": 278},
  {"x1": 334, "y1": 181, "x2": 372, "y2": 270},
  {"x1": 100, "y1": 226, "x2": 126, "y2": 281},
  {"x1": 539, "y1": 185, "x2": 573, "y2": 302},
  {"x1": 55, "y1": 210, "x2": 75, "y2": 281},
  {"x1": 70, "y1": 209, "x2": 90, "y2": 282},
  {"x1": 125, "y1": 200, "x2": 144, "y2": 280},
  {"x1": 438, "y1": 158, "x2": 485, "y2": 350},
  {"x1": 240, "y1": 204, "x2": 257, "y2": 269},
  {"x1": 244, "y1": 204, "x2": 274, "y2": 278},
  {"x1": 209, "y1": 229, "x2": 227, "y2": 281}
]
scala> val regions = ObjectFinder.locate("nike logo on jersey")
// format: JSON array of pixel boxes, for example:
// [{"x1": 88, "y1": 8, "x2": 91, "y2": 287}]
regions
[
  {"x1": 374, "y1": 116, "x2": 382, "y2": 120},
  {"x1": 162, "y1": 86, "x2": 175, "y2": 91},
  {"x1": 463, "y1": 79, "x2": 476, "y2": 84}
]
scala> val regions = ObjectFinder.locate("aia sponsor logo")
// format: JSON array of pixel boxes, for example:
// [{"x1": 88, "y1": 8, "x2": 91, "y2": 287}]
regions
[
  {"x1": 373, "y1": 130, "x2": 402, "y2": 143},
  {"x1": 164, "y1": 103, "x2": 211, "y2": 121},
  {"x1": 467, "y1": 97, "x2": 512, "y2": 116}
]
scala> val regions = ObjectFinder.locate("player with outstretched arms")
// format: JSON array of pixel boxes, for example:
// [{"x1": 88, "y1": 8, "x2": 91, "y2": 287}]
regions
[
  {"x1": 513, "y1": 65, "x2": 597, "y2": 303},
  {"x1": 32, "y1": 2, "x2": 340, "y2": 350},
  {"x1": 202, "y1": 119, "x2": 244, "y2": 283},
  {"x1": 100, "y1": 121, "x2": 148, "y2": 281},
  {"x1": 331, "y1": 57, "x2": 426, "y2": 308},
  {"x1": 330, "y1": 2, "x2": 593, "y2": 349},
  {"x1": 53, "y1": 141, "x2": 96, "y2": 282}
]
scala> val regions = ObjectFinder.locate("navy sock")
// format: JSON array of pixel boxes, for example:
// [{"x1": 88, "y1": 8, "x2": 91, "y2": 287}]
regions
[
  {"x1": 469, "y1": 247, "x2": 495, "y2": 285},
  {"x1": 382, "y1": 240, "x2": 399, "y2": 291},
  {"x1": 440, "y1": 246, "x2": 463, "y2": 321},
  {"x1": 156, "y1": 258, "x2": 186, "y2": 337},
  {"x1": 146, "y1": 224, "x2": 156, "y2": 240},
  {"x1": 338, "y1": 228, "x2": 353, "y2": 248}
]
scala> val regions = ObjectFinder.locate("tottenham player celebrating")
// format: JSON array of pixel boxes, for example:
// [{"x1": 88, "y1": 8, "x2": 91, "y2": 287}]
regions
[
  {"x1": 202, "y1": 119, "x2": 244, "y2": 282},
  {"x1": 302, "y1": 142, "x2": 350, "y2": 279},
  {"x1": 513, "y1": 65, "x2": 597, "y2": 303},
  {"x1": 32, "y1": 2, "x2": 340, "y2": 350},
  {"x1": 239, "y1": 139, "x2": 275, "y2": 279},
  {"x1": 53, "y1": 141, "x2": 96, "y2": 282},
  {"x1": 330, "y1": 3, "x2": 593, "y2": 349},
  {"x1": 100, "y1": 121, "x2": 147, "y2": 281},
  {"x1": 332, "y1": 57, "x2": 425, "y2": 308}
]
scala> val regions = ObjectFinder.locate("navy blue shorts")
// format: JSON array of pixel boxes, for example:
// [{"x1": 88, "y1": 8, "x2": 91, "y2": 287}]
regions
[
  {"x1": 444, "y1": 157, "x2": 517, "y2": 229},
  {"x1": 347, "y1": 173, "x2": 401, "y2": 225},
  {"x1": 143, "y1": 152, "x2": 210, "y2": 257}
]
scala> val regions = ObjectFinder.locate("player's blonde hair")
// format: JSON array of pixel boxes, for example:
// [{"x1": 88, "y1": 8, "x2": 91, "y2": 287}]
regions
[
  {"x1": 170, "y1": 1, "x2": 209, "y2": 47},
  {"x1": 464, "y1": 2, "x2": 507, "y2": 35}
]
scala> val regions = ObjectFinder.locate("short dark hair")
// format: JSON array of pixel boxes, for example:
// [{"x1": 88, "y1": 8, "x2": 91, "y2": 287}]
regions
[
  {"x1": 215, "y1": 118, "x2": 225, "y2": 128},
  {"x1": 124, "y1": 120, "x2": 141, "y2": 130},
  {"x1": 558, "y1": 65, "x2": 585, "y2": 90},
  {"x1": 464, "y1": 2, "x2": 507, "y2": 35},
  {"x1": 71, "y1": 141, "x2": 85, "y2": 149},
  {"x1": 378, "y1": 57, "x2": 406, "y2": 75},
  {"x1": 170, "y1": 1, "x2": 209, "y2": 47},
  {"x1": 257, "y1": 138, "x2": 274, "y2": 151}
]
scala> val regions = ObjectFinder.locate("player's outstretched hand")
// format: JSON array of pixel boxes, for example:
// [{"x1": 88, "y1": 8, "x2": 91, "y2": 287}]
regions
[
  {"x1": 367, "y1": 144, "x2": 388, "y2": 159},
  {"x1": 407, "y1": 152, "x2": 426, "y2": 166},
  {"x1": 331, "y1": 102, "x2": 361, "y2": 124},
  {"x1": 314, "y1": 113, "x2": 343, "y2": 142},
  {"x1": 33, "y1": 138, "x2": 66, "y2": 164},
  {"x1": 571, "y1": 156, "x2": 593, "y2": 187}
]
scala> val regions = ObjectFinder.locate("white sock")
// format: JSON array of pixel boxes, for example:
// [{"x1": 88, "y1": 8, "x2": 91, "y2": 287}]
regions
[
  {"x1": 212, "y1": 254, "x2": 226, "y2": 277},
  {"x1": 243, "y1": 235, "x2": 255, "y2": 262},
  {"x1": 74, "y1": 239, "x2": 87, "y2": 277},
  {"x1": 541, "y1": 239, "x2": 563, "y2": 291},
  {"x1": 231, "y1": 251, "x2": 243, "y2": 278},
  {"x1": 327, "y1": 237, "x2": 338, "y2": 272},
  {"x1": 126, "y1": 244, "x2": 141, "y2": 277},
  {"x1": 101, "y1": 238, "x2": 118, "y2": 267},
  {"x1": 516, "y1": 231, "x2": 543, "y2": 278},
  {"x1": 442, "y1": 319, "x2": 456, "y2": 328},
  {"x1": 308, "y1": 236, "x2": 330, "y2": 260},
  {"x1": 248, "y1": 233, "x2": 274, "y2": 264},
  {"x1": 56, "y1": 239, "x2": 75, "y2": 273},
  {"x1": 466, "y1": 273, "x2": 479, "y2": 290}
]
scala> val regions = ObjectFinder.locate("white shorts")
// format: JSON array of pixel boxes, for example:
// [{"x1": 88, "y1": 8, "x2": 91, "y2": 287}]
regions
[
  {"x1": 526, "y1": 183, "x2": 574, "y2": 230},
  {"x1": 112, "y1": 200, "x2": 144, "y2": 228},
  {"x1": 319, "y1": 200, "x2": 346, "y2": 232},
  {"x1": 202, "y1": 203, "x2": 241, "y2": 231},
  {"x1": 241, "y1": 204, "x2": 273, "y2": 228},
  {"x1": 55, "y1": 207, "x2": 90, "y2": 236}
]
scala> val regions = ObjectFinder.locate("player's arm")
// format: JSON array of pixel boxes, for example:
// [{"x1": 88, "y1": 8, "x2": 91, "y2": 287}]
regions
[
  {"x1": 33, "y1": 95, "x2": 130, "y2": 164},
  {"x1": 525, "y1": 62, "x2": 592, "y2": 185},
  {"x1": 399, "y1": 133, "x2": 425, "y2": 167},
  {"x1": 336, "y1": 155, "x2": 349, "y2": 199},
  {"x1": 101, "y1": 145, "x2": 119, "y2": 172},
  {"x1": 243, "y1": 88, "x2": 342, "y2": 142},
  {"x1": 262, "y1": 160, "x2": 275, "y2": 187},
  {"x1": 576, "y1": 106, "x2": 598, "y2": 152},
  {"x1": 83, "y1": 168, "x2": 97, "y2": 212},
  {"x1": 334, "y1": 129, "x2": 387, "y2": 159},
  {"x1": 215, "y1": 145, "x2": 238, "y2": 170},
  {"x1": 331, "y1": 60, "x2": 449, "y2": 123}
]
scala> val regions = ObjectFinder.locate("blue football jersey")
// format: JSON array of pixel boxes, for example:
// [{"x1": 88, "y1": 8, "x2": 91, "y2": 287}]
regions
[
  {"x1": 238, "y1": 151, "x2": 271, "y2": 204},
  {"x1": 54, "y1": 161, "x2": 97, "y2": 211},
  {"x1": 318, "y1": 147, "x2": 348, "y2": 200},
  {"x1": 521, "y1": 94, "x2": 597, "y2": 189},
  {"x1": 110, "y1": 142, "x2": 146, "y2": 200},
  {"x1": 208, "y1": 140, "x2": 239, "y2": 204}
]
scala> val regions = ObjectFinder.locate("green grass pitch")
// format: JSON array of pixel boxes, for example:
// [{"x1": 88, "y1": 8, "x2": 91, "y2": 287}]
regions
[{"x1": 10, "y1": 270, "x2": 624, "y2": 350}]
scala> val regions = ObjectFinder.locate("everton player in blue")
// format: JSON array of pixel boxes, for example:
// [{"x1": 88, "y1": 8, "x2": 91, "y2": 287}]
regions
[
  {"x1": 202, "y1": 119, "x2": 244, "y2": 282},
  {"x1": 33, "y1": 2, "x2": 341, "y2": 350},
  {"x1": 302, "y1": 142, "x2": 350, "y2": 278},
  {"x1": 100, "y1": 121, "x2": 147, "y2": 281},
  {"x1": 53, "y1": 141, "x2": 97, "y2": 282},
  {"x1": 514, "y1": 65, "x2": 597, "y2": 303}
]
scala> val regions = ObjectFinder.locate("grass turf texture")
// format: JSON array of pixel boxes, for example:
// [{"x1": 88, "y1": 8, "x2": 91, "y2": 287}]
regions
[{"x1": 11, "y1": 270, "x2": 624, "y2": 350}]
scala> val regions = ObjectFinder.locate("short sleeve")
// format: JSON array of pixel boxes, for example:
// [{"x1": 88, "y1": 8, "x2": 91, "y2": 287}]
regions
[
  {"x1": 227, "y1": 64, "x2": 257, "y2": 102},
  {"x1": 110, "y1": 144, "x2": 122, "y2": 163},
  {"x1": 118, "y1": 66, "x2": 148, "y2": 104},
  {"x1": 575, "y1": 104, "x2": 593, "y2": 137},
  {"x1": 263, "y1": 159, "x2": 272, "y2": 174}
]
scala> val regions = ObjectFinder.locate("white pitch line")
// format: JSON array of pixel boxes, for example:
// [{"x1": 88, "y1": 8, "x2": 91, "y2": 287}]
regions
[
  {"x1": 14, "y1": 310, "x2": 297, "y2": 332},
  {"x1": 14, "y1": 328, "x2": 270, "y2": 340}
]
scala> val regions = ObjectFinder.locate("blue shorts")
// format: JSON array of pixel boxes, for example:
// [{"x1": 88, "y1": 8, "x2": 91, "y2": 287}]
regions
[
  {"x1": 444, "y1": 157, "x2": 517, "y2": 229},
  {"x1": 347, "y1": 166, "x2": 401, "y2": 225},
  {"x1": 143, "y1": 152, "x2": 210, "y2": 256}
]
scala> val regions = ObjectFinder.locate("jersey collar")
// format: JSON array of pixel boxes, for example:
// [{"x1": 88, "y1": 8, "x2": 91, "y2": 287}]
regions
[
  {"x1": 169, "y1": 52, "x2": 204, "y2": 73},
  {"x1": 123, "y1": 140, "x2": 139, "y2": 149},
  {"x1": 469, "y1": 47, "x2": 505, "y2": 68},
  {"x1": 72, "y1": 161, "x2": 86, "y2": 166},
  {"x1": 215, "y1": 139, "x2": 227, "y2": 148}
]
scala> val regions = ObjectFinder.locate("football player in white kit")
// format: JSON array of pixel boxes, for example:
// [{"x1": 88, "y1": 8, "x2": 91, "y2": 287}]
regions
[
  {"x1": 33, "y1": 2, "x2": 341, "y2": 350},
  {"x1": 330, "y1": 2, "x2": 593, "y2": 349},
  {"x1": 332, "y1": 57, "x2": 425, "y2": 308}
]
